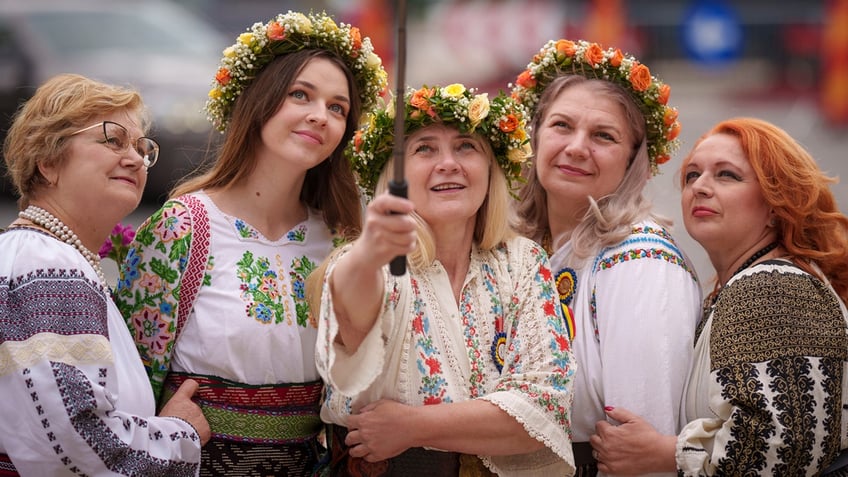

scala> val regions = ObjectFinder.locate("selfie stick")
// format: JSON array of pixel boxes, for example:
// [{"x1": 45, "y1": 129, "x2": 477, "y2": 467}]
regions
[{"x1": 388, "y1": 0, "x2": 408, "y2": 276}]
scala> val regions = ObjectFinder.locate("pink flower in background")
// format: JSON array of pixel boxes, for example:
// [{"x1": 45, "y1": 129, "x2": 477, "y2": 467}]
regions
[{"x1": 99, "y1": 222, "x2": 136, "y2": 264}]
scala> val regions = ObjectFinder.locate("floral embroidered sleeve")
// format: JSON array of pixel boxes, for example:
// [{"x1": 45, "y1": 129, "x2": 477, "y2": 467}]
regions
[
  {"x1": 114, "y1": 199, "x2": 197, "y2": 403},
  {"x1": 677, "y1": 267, "x2": 848, "y2": 475},
  {"x1": 480, "y1": 237, "x2": 576, "y2": 473}
]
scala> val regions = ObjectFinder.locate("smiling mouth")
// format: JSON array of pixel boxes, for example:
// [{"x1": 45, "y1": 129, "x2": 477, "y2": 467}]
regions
[
  {"x1": 431, "y1": 183, "x2": 465, "y2": 191},
  {"x1": 296, "y1": 131, "x2": 322, "y2": 145},
  {"x1": 112, "y1": 176, "x2": 137, "y2": 186},
  {"x1": 691, "y1": 207, "x2": 717, "y2": 217},
  {"x1": 558, "y1": 164, "x2": 589, "y2": 175}
]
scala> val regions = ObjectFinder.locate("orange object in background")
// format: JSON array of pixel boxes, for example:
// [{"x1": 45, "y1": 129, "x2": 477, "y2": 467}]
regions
[
  {"x1": 821, "y1": 0, "x2": 848, "y2": 126},
  {"x1": 343, "y1": 0, "x2": 395, "y2": 90},
  {"x1": 584, "y1": 0, "x2": 627, "y2": 49}
]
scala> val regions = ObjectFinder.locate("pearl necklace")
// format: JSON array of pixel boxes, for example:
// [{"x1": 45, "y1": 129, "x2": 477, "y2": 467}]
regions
[{"x1": 18, "y1": 205, "x2": 107, "y2": 286}]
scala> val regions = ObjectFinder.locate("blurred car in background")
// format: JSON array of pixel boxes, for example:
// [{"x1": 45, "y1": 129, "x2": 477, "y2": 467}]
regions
[{"x1": 0, "y1": 0, "x2": 227, "y2": 203}]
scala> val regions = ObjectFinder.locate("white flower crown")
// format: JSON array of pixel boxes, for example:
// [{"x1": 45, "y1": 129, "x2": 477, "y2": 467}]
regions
[{"x1": 205, "y1": 11, "x2": 388, "y2": 132}]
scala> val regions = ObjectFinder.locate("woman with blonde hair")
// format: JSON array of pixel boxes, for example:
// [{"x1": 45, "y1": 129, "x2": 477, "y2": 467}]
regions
[
  {"x1": 312, "y1": 84, "x2": 575, "y2": 476},
  {"x1": 0, "y1": 73, "x2": 209, "y2": 476}
]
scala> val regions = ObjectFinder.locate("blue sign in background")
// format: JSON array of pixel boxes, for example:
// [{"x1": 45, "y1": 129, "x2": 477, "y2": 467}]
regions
[{"x1": 680, "y1": 0, "x2": 744, "y2": 66}]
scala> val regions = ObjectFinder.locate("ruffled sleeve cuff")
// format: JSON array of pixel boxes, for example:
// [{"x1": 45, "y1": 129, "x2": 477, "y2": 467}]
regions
[{"x1": 318, "y1": 260, "x2": 395, "y2": 397}]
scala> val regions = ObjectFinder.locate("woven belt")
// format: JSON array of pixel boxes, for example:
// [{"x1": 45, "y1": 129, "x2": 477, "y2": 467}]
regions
[
  {"x1": 0, "y1": 454, "x2": 18, "y2": 477},
  {"x1": 163, "y1": 372, "x2": 323, "y2": 445}
]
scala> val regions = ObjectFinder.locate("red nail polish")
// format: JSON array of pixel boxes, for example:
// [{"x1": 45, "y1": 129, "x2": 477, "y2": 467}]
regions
[{"x1": 604, "y1": 406, "x2": 614, "y2": 411}]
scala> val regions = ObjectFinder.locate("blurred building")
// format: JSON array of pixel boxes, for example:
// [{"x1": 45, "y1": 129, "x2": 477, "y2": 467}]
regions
[{"x1": 322, "y1": 0, "x2": 839, "y2": 126}]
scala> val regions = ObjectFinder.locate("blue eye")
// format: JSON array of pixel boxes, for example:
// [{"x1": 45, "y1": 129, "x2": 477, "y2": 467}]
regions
[
  {"x1": 413, "y1": 143, "x2": 433, "y2": 154},
  {"x1": 329, "y1": 103, "x2": 347, "y2": 116},
  {"x1": 290, "y1": 90, "x2": 307, "y2": 100}
]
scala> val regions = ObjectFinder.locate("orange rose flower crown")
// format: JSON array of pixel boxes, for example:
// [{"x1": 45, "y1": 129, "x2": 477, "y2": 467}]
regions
[
  {"x1": 511, "y1": 39, "x2": 680, "y2": 174},
  {"x1": 347, "y1": 84, "x2": 531, "y2": 197},
  {"x1": 205, "y1": 10, "x2": 388, "y2": 132}
]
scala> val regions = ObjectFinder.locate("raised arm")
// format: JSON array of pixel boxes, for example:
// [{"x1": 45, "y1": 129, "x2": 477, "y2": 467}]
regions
[{"x1": 330, "y1": 192, "x2": 416, "y2": 352}]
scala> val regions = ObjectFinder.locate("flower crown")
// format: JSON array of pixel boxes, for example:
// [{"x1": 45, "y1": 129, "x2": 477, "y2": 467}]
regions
[
  {"x1": 205, "y1": 11, "x2": 388, "y2": 132},
  {"x1": 511, "y1": 39, "x2": 681, "y2": 174},
  {"x1": 347, "y1": 84, "x2": 531, "y2": 197}
]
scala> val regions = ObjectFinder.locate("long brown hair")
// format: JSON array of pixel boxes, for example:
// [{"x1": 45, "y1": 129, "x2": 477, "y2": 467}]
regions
[
  {"x1": 171, "y1": 49, "x2": 363, "y2": 236},
  {"x1": 681, "y1": 117, "x2": 848, "y2": 302}
]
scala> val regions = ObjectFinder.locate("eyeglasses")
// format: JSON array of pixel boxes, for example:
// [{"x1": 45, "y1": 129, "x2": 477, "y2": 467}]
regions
[{"x1": 70, "y1": 121, "x2": 159, "y2": 168}]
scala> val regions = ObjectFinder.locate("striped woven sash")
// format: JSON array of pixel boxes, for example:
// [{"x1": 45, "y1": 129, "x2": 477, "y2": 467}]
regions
[
  {"x1": 0, "y1": 454, "x2": 18, "y2": 477},
  {"x1": 162, "y1": 372, "x2": 323, "y2": 445}
]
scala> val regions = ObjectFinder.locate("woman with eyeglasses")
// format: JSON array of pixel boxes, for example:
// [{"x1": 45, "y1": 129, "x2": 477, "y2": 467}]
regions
[{"x1": 0, "y1": 73, "x2": 210, "y2": 475}]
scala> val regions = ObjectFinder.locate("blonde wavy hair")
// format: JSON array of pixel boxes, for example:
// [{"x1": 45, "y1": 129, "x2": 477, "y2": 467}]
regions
[{"x1": 306, "y1": 124, "x2": 517, "y2": 314}]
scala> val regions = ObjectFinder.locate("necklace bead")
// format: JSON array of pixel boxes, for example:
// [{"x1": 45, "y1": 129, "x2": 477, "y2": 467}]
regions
[
  {"x1": 707, "y1": 241, "x2": 779, "y2": 308},
  {"x1": 733, "y1": 241, "x2": 778, "y2": 277},
  {"x1": 18, "y1": 205, "x2": 107, "y2": 287}
]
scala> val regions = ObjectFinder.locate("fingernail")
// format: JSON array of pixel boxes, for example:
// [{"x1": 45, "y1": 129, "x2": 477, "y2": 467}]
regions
[{"x1": 604, "y1": 406, "x2": 614, "y2": 411}]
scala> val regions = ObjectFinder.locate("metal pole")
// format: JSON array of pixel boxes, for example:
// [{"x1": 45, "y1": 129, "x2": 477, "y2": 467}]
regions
[{"x1": 388, "y1": 0, "x2": 408, "y2": 276}]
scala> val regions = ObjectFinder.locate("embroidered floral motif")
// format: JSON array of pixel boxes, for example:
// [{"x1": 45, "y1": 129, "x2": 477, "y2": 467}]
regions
[
  {"x1": 237, "y1": 251, "x2": 284, "y2": 324},
  {"x1": 132, "y1": 307, "x2": 172, "y2": 357},
  {"x1": 410, "y1": 277, "x2": 451, "y2": 404},
  {"x1": 290, "y1": 256, "x2": 316, "y2": 327},
  {"x1": 594, "y1": 225, "x2": 697, "y2": 281},
  {"x1": 590, "y1": 287, "x2": 599, "y2": 340},
  {"x1": 597, "y1": 247, "x2": 690, "y2": 272},
  {"x1": 492, "y1": 245, "x2": 573, "y2": 428},
  {"x1": 115, "y1": 199, "x2": 211, "y2": 398},
  {"x1": 466, "y1": 262, "x2": 505, "y2": 396},
  {"x1": 287, "y1": 225, "x2": 306, "y2": 242},
  {"x1": 155, "y1": 205, "x2": 191, "y2": 242},
  {"x1": 116, "y1": 247, "x2": 142, "y2": 291},
  {"x1": 235, "y1": 251, "x2": 318, "y2": 327},
  {"x1": 234, "y1": 219, "x2": 259, "y2": 239}
]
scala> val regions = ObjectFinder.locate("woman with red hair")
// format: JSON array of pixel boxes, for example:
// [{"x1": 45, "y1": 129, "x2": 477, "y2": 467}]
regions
[{"x1": 591, "y1": 117, "x2": 848, "y2": 476}]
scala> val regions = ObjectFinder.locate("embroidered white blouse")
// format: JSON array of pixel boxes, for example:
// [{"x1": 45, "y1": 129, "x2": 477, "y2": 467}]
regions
[
  {"x1": 677, "y1": 260, "x2": 848, "y2": 475},
  {"x1": 0, "y1": 228, "x2": 201, "y2": 476},
  {"x1": 551, "y1": 220, "x2": 701, "y2": 477},
  {"x1": 317, "y1": 236, "x2": 576, "y2": 476},
  {"x1": 115, "y1": 191, "x2": 337, "y2": 398}
]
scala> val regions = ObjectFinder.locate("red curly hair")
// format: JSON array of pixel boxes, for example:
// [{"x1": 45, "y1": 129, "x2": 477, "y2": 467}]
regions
[{"x1": 681, "y1": 117, "x2": 848, "y2": 303}]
